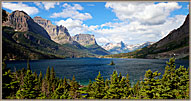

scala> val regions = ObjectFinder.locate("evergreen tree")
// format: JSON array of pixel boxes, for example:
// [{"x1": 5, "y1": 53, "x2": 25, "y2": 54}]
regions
[
  {"x1": 38, "y1": 71, "x2": 42, "y2": 89},
  {"x1": 27, "y1": 59, "x2": 31, "y2": 71},
  {"x1": 90, "y1": 72, "x2": 105, "y2": 99},
  {"x1": 87, "y1": 79, "x2": 92, "y2": 92},
  {"x1": 140, "y1": 70, "x2": 161, "y2": 99},
  {"x1": 159, "y1": 57, "x2": 179, "y2": 99},
  {"x1": 50, "y1": 67, "x2": 55, "y2": 82},
  {"x1": 16, "y1": 69, "x2": 39, "y2": 99},
  {"x1": 69, "y1": 75, "x2": 80, "y2": 99},
  {"x1": 46, "y1": 66, "x2": 50, "y2": 81},
  {"x1": 52, "y1": 83, "x2": 71, "y2": 99}
]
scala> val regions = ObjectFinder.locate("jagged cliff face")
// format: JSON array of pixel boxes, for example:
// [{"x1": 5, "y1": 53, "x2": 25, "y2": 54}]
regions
[
  {"x1": 33, "y1": 16, "x2": 72, "y2": 44},
  {"x1": 72, "y1": 34, "x2": 97, "y2": 46},
  {"x1": 2, "y1": 10, "x2": 50, "y2": 39}
]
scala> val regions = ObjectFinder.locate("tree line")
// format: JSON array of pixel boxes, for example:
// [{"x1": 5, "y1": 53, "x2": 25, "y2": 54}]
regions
[{"x1": 2, "y1": 57, "x2": 189, "y2": 99}]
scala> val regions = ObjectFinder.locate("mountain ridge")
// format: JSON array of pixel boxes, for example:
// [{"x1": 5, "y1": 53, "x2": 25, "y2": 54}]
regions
[{"x1": 103, "y1": 41, "x2": 153, "y2": 54}]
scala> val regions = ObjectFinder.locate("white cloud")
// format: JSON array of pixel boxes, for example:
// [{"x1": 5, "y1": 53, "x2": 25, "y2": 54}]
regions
[
  {"x1": 34, "y1": 2, "x2": 43, "y2": 9},
  {"x1": 55, "y1": 18, "x2": 90, "y2": 36},
  {"x1": 2, "y1": 2, "x2": 39, "y2": 15},
  {"x1": 42, "y1": 2, "x2": 59, "y2": 10},
  {"x1": 50, "y1": 3, "x2": 92, "y2": 21},
  {"x1": 53, "y1": 2, "x2": 187, "y2": 46},
  {"x1": 34, "y1": 2, "x2": 59, "y2": 10},
  {"x1": 94, "y1": 14, "x2": 186, "y2": 45},
  {"x1": 105, "y1": 2, "x2": 181, "y2": 25},
  {"x1": 56, "y1": 13, "x2": 186, "y2": 45}
]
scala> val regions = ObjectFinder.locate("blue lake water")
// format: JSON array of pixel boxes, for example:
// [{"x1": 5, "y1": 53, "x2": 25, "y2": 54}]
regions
[{"x1": 6, "y1": 58, "x2": 189, "y2": 85}]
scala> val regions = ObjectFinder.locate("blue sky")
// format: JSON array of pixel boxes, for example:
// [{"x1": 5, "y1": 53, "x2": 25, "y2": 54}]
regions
[{"x1": 2, "y1": 2, "x2": 189, "y2": 45}]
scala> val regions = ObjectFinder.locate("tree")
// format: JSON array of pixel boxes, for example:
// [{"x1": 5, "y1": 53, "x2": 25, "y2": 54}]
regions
[
  {"x1": 16, "y1": 69, "x2": 39, "y2": 99},
  {"x1": 2, "y1": 60, "x2": 14, "y2": 98},
  {"x1": 50, "y1": 67, "x2": 55, "y2": 82},
  {"x1": 69, "y1": 75, "x2": 80, "y2": 99},
  {"x1": 140, "y1": 70, "x2": 161, "y2": 99},
  {"x1": 87, "y1": 80, "x2": 92, "y2": 92},
  {"x1": 46, "y1": 66, "x2": 50, "y2": 81},
  {"x1": 50, "y1": 67, "x2": 56, "y2": 91},
  {"x1": 27, "y1": 59, "x2": 31, "y2": 71},
  {"x1": 52, "y1": 83, "x2": 71, "y2": 99},
  {"x1": 38, "y1": 71, "x2": 42, "y2": 90},
  {"x1": 159, "y1": 57, "x2": 179, "y2": 99}
]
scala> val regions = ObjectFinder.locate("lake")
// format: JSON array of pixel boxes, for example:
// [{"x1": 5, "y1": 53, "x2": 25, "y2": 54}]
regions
[{"x1": 6, "y1": 58, "x2": 189, "y2": 85}]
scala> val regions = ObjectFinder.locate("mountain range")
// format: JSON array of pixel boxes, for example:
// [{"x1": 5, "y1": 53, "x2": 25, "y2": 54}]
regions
[
  {"x1": 2, "y1": 10, "x2": 110, "y2": 60},
  {"x1": 104, "y1": 14, "x2": 189, "y2": 59},
  {"x1": 2, "y1": 9, "x2": 189, "y2": 60},
  {"x1": 102, "y1": 41, "x2": 153, "y2": 54}
]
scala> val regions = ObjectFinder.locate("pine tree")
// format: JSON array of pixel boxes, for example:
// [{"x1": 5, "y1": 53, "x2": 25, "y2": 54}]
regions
[
  {"x1": 140, "y1": 69, "x2": 161, "y2": 99},
  {"x1": 69, "y1": 75, "x2": 80, "y2": 99},
  {"x1": 16, "y1": 69, "x2": 39, "y2": 99},
  {"x1": 46, "y1": 66, "x2": 50, "y2": 81},
  {"x1": 2, "y1": 60, "x2": 13, "y2": 98},
  {"x1": 39, "y1": 71, "x2": 42, "y2": 90},
  {"x1": 52, "y1": 83, "x2": 71, "y2": 99},
  {"x1": 50, "y1": 67, "x2": 55, "y2": 82},
  {"x1": 90, "y1": 72, "x2": 105, "y2": 99},
  {"x1": 159, "y1": 57, "x2": 178, "y2": 99},
  {"x1": 87, "y1": 80, "x2": 92, "y2": 92},
  {"x1": 27, "y1": 59, "x2": 31, "y2": 71},
  {"x1": 104, "y1": 71, "x2": 121, "y2": 99}
]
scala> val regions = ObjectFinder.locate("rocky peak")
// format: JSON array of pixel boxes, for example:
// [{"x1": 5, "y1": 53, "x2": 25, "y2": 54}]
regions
[
  {"x1": 72, "y1": 34, "x2": 97, "y2": 46},
  {"x1": 2, "y1": 10, "x2": 51, "y2": 39},
  {"x1": 33, "y1": 16, "x2": 52, "y2": 26},
  {"x1": 120, "y1": 41, "x2": 126, "y2": 49},
  {"x1": 33, "y1": 16, "x2": 72, "y2": 44}
]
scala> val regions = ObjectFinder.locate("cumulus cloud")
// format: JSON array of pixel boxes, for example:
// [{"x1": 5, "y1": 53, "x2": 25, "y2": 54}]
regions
[
  {"x1": 50, "y1": 3, "x2": 92, "y2": 21},
  {"x1": 105, "y1": 2, "x2": 181, "y2": 25},
  {"x1": 94, "y1": 15, "x2": 186, "y2": 45},
  {"x1": 43, "y1": 2, "x2": 59, "y2": 10},
  {"x1": 2, "y1": 2, "x2": 39, "y2": 15},
  {"x1": 53, "y1": 2, "x2": 187, "y2": 45},
  {"x1": 34, "y1": 2, "x2": 59, "y2": 10},
  {"x1": 55, "y1": 18, "x2": 90, "y2": 36}
]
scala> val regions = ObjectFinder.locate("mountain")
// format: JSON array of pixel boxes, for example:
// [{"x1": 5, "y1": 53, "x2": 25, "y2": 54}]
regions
[
  {"x1": 33, "y1": 17, "x2": 110, "y2": 55},
  {"x1": 2, "y1": 10, "x2": 97, "y2": 60},
  {"x1": 2, "y1": 10, "x2": 51, "y2": 39},
  {"x1": 104, "y1": 14, "x2": 189, "y2": 59},
  {"x1": 33, "y1": 16, "x2": 73, "y2": 44},
  {"x1": 73, "y1": 34, "x2": 110, "y2": 55},
  {"x1": 103, "y1": 41, "x2": 153, "y2": 54}
]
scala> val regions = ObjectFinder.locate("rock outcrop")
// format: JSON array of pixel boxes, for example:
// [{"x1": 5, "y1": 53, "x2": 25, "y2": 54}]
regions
[
  {"x1": 72, "y1": 34, "x2": 97, "y2": 46},
  {"x1": 2, "y1": 10, "x2": 50, "y2": 39},
  {"x1": 33, "y1": 16, "x2": 73, "y2": 44},
  {"x1": 73, "y1": 34, "x2": 110, "y2": 55}
]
